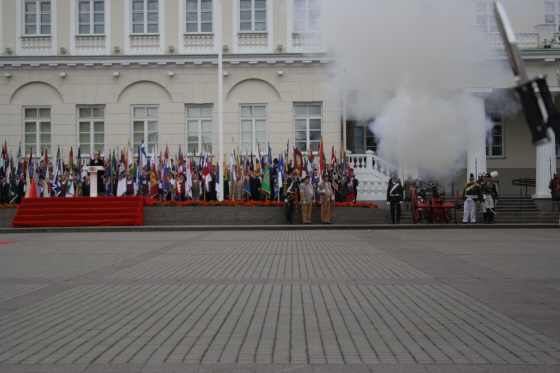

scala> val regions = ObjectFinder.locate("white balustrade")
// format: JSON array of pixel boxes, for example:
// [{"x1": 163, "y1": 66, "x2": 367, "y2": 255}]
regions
[
  {"x1": 346, "y1": 150, "x2": 398, "y2": 201},
  {"x1": 291, "y1": 32, "x2": 322, "y2": 52},
  {"x1": 238, "y1": 33, "x2": 268, "y2": 50},
  {"x1": 129, "y1": 35, "x2": 160, "y2": 51},
  {"x1": 21, "y1": 36, "x2": 52, "y2": 53},
  {"x1": 184, "y1": 34, "x2": 214, "y2": 50},
  {"x1": 75, "y1": 36, "x2": 105, "y2": 52},
  {"x1": 483, "y1": 33, "x2": 538, "y2": 49}
]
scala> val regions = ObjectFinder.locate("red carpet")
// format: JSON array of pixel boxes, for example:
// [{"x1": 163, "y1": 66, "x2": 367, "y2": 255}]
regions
[{"x1": 12, "y1": 197, "x2": 147, "y2": 228}]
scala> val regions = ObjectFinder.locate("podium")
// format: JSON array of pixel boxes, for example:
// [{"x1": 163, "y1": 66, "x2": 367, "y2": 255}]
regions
[{"x1": 86, "y1": 166, "x2": 105, "y2": 197}]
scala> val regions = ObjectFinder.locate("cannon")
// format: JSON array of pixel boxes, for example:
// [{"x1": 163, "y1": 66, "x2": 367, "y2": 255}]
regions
[{"x1": 411, "y1": 182, "x2": 459, "y2": 224}]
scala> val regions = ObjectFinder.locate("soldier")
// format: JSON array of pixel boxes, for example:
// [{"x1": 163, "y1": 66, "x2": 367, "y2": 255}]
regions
[
  {"x1": 404, "y1": 174, "x2": 415, "y2": 211},
  {"x1": 299, "y1": 175, "x2": 314, "y2": 224},
  {"x1": 414, "y1": 179, "x2": 427, "y2": 221},
  {"x1": 481, "y1": 172, "x2": 498, "y2": 224},
  {"x1": 282, "y1": 171, "x2": 297, "y2": 224},
  {"x1": 386, "y1": 174, "x2": 403, "y2": 224},
  {"x1": 318, "y1": 174, "x2": 334, "y2": 224},
  {"x1": 549, "y1": 172, "x2": 559, "y2": 211},
  {"x1": 462, "y1": 173, "x2": 481, "y2": 223}
]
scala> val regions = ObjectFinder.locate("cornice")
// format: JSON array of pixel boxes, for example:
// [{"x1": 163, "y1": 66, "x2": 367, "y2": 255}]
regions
[{"x1": 0, "y1": 53, "x2": 336, "y2": 69}]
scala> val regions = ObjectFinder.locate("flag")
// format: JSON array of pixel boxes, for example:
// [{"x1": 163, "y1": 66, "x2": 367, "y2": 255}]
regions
[
  {"x1": 140, "y1": 138, "x2": 147, "y2": 168},
  {"x1": 105, "y1": 153, "x2": 113, "y2": 196},
  {"x1": 116, "y1": 160, "x2": 127, "y2": 197},
  {"x1": 51, "y1": 147, "x2": 63, "y2": 196},
  {"x1": 77, "y1": 148, "x2": 82, "y2": 182},
  {"x1": 318, "y1": 137, "x2": 326, "y2": 175},
  {"x1": 267, "y1": 143, "x2": 272, "y2": 165},
  {"x1": 68, "y1": 147, "x2": 74, "y2": 174},
  {"x1": 277, "y1": 155, "x2": 285, "y2": 192},
  {"x1": 331, "y1": 146, "x2": 337, "y2": 169},
  {"x1": 16, "y1": 144, "x2": 22, "y2": 175},
  {"x1": 255, "y1": 157, "x2": 262, "y2": 177},
  {"x1": 150, "y1": 162, "x2": 159, "y2": 198},
  {"x1": 161, "y1": 164, "x2": 169, "y2": 198},
  {"x1": 66, "y1": 174, "x2": 75, "y2": 197},
  {"x1": 262, "y1": 164, "x2": 271, "y2": 198},
  {"x1": 308, "y1": 143, "x2": 314, "y2": 161},
  {"x1": 294, "y1": 147, "x2": 303, "y2": 174}
]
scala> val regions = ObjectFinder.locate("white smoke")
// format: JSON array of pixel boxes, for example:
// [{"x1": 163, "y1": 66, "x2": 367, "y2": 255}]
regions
[{"x1": 320, "y1": 0, "x2": 514, "y2": 178}]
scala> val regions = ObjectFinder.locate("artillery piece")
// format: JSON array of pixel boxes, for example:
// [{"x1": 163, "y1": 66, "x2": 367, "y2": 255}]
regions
[{"x1": 411, "y1": 182, "x2": 459, "y2": 224}]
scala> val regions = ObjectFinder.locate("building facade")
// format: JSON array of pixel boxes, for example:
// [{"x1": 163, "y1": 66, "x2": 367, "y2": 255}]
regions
[{"x1": 0, "y1": 0, "x2": 559, "y2": 200}]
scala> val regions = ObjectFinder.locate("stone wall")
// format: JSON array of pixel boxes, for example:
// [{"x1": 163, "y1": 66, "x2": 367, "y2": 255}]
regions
[{"x1": 0, "y1": 209, "x2": 17, "y2": 228}]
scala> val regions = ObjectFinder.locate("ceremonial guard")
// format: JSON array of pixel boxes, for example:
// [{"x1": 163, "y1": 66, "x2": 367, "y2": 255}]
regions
[
  {"x1": 481, "y1": 172, "x2": 498, "y2": 224},
  {"x1": 462, "y1": 173, "x2": 481, "y2": 223},
  {"x1": 549, "y1": 172, "x2": 559, "y2": 211},
  {"x1": 232, "y1": 170, "x2": 245, "y2": 201},
  {"x1": 318, "y1": 174, "x2": 334, "y2": 224},
  {"x1": 414, "y1": 179, "x2": 427, "y2": 221},
  {"x1": 404, "y1": 174, "x2": 415, "y2": 211},
  {"x1": 282, "y1": 171, "x2": 297, "y2": 224},
  {"x1": 299, "y1": 175, "x2": 314, "y2": 224},
  {"x1": 386, "y1": 174, "x2": 403, "y2": 224}
]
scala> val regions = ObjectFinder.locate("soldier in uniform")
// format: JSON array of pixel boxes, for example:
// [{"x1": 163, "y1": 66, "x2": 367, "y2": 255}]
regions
[
  {"x1": 481, "y1": 173, "x2": 498, "y2": 224},
  {"x1": 299, "y1": 175, "x2": 314, "y2": 224},
  {"x1": 462, "y1": 173, "x2": 481, "y2": 223},
  {"x1": 282, "y1": 171, "x2": 297, "y2": 224},
  {"x1": 386, "y1": 174, "x2": 403, "y2": 224},
  {"x1": 549, "y1": 172, "x2": 559, "y2": 211},
  {"x1": 318, "y1": 174, "x2": 334, "y2": 224},
  {"x1": 404, "y1": 174, "x2": 415, "y2": 211},
  {"x1": 414, "y1": 179, "x2": 427, "y2": 221}
]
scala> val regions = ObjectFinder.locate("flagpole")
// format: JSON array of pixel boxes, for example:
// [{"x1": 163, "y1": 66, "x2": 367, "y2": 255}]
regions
[{"x1": 217, "y1": 0, "x2": 224, "y2": 201}]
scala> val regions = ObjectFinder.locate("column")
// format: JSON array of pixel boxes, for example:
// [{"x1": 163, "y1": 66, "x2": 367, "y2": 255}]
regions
[
  {"x1": 533, "y1": 128, "x2": 557, "y2": 198},
  {"x1": 466, "y1": 90, "x2": 490, "y2": 181}
]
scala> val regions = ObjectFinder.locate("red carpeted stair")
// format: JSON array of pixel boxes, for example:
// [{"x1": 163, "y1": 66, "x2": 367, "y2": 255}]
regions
[{"x1": 12, "y1": 197, "x2": 146, "y2": 228}]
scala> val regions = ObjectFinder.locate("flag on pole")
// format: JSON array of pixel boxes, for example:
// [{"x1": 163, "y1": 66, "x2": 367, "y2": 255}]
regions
[
  {"x1": 105, "y1": 153, "x2": 113, "y2": 196},
  {"x1": 331, "y1": 146, "x2": 337, "y2": 170},
  {"x1": 262, "y1": 164, "x2": 271, "y2": 198},
  {"x1": 318, "y1": 137, "x2": 326, "y2": 175},
  {"x1": 293, "y1": 147, "x2": 303, "y2": 175}
]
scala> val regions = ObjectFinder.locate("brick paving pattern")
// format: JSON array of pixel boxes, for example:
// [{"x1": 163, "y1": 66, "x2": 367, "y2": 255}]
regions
[{"x1": 0, "y1": 229, "x2": 559, "y2": 373}]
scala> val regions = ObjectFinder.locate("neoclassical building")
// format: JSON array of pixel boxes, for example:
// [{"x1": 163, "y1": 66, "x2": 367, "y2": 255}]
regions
[{"x1": 0, "y1": 0, "x2": 558, "y2": 201}]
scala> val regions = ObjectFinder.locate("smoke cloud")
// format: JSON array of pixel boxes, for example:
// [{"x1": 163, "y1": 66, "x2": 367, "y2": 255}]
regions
[{"x1": 320, "y1": 0, "x2": 513, "y2": 179}]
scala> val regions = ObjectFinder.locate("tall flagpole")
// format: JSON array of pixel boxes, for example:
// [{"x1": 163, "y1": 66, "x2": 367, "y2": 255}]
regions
[{"x1": 217, "y1": 0, "x2": 224, "y2": 201}]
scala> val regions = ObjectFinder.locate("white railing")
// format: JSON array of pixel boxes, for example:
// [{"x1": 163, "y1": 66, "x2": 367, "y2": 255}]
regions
[
  {"x1": 21, "y1": 36, "x2": 52, "y2": 53},
  {"x1": 291, "y1": 32, "x2": 322, "y2": 52},
  {"x1": 238, "y1": 33, "x2": 268, "y2": 50},
  {"x1": 346, "y1": 150, "x2": 398, "y2": 201},
  {"x1": 484, "y1": 33, "x2": 539, "y2": 49},
  {"x1": 75, "y1": 35, "x2": 105, "y2": 53},
  {"x1": 184, "y1": 34, "x2": 214, "y2": 50},
  {"x1": 129, "y1": 35, "x2": 160, "y2": 52}
]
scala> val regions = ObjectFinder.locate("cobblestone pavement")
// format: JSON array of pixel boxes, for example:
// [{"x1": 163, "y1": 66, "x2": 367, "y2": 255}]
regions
[{"x1": 0, "y1": 229, "x2": 559, "y2": 373}]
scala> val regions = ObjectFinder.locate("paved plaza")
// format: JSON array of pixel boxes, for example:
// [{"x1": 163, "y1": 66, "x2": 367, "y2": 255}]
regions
[{"x1": 0, "y1": 229, "x2": 559, "y2": 373}]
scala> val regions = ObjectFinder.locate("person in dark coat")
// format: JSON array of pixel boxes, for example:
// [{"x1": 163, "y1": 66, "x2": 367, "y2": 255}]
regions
[
  {"x1": 386, "y1": 174, "x2": 403, "y2": 224},
  {"x1": 89, "y1": 151, "x2": 105, "y2": 194},
  {"x1": 15, "y1": 174, "x2": 25, "y2": 204},
  {"x1": 0, "y1": 175, "x2": 10, "y2": 204},
  {"x1": 82, "y1": 175, "x2": 91, "y2": 197},
  {"x1": 249, "y1": 170, "x2": 261, "y2": 201}
]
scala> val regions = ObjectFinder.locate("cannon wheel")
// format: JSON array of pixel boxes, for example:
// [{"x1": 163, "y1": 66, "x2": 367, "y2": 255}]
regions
[
  {"x1": 412, "y1": 190, "x2": 419, "y2": 224},
  {"x1": 454, "y1": 186, "x2": 459, "y2": 224}
]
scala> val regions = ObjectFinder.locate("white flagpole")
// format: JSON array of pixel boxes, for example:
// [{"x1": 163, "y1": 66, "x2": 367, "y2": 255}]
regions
[{"x1": 217, "y1": 0, "x2": 224, "y2": 201}]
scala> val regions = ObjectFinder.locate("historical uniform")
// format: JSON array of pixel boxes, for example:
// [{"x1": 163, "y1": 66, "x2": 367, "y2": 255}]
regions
[
  {"x1": 549, "y1": 172, "x2": 560, "y2": 211},
  {"x1": 414, "y1": 180, "x2": 427, "y2": 221},
  {"x1": 462, "y1": 173, "x2": 481, "y2": 223},
  {"x1": 299, "y1": 176, "x2": 314, "y2": 224},
  {"x1": 282, "y1": 173, "x2": 297, "y2": 224},
  {"x1": 318, "y1": 176, "x2": 334, "y2": 224},
  {"x1": 481, "y1": 173, "x2": 498, "y2": 224},
  {"x1": 386, "y1": 175, "x2": 403, "y2": 224},
  {"x1": 404, "y1": 174, "x2": 415, "y2": 211}
]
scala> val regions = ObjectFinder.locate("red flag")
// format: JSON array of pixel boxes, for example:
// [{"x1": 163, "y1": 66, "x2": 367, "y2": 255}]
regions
[
  {"x1": 293, "y1": 147, "x2": 303, "y2": 174},
  {"x1": 318, "y1": 138, "x2": 325, "y2": 175},
  {"x1": 308, "y1": 143, "x2": 314, "y2": 161},
  {"x1": 331, "y1": 146, "x2": 337, "y2": 169},
  {"x1": 29, "y1": 176, "x2": 38, "y2": 198},
  {"x1": 150, "y1": 163, "x2": 159, "y2": 198}
]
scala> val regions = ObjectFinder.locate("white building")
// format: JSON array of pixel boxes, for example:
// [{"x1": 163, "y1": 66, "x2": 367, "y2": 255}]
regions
[{"x1": 0, "y1": 0, "x2": 558, "y2": 201}]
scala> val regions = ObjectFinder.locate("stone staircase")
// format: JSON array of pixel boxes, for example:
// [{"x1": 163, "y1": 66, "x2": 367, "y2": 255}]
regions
[{"x1": 400, "y1": 195, "x2": 560, "y2": 224}]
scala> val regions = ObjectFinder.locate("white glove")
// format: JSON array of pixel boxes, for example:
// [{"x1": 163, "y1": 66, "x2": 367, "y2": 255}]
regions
[
  {"x1": 302, "y1": 199, "x2": 307, "y2": 204},
  {"x1": 322, "y1": 189, "x2": 325, "y2": 193},
  {"x1": 284, "y1": 199, "x2": 288, "y2": 203},
  {"x1": 399, "y1": 201, "x2": 403, "y2": 204},
  {"x1": 387, "y1": 202, "x2": 390, "y2": 205},
  {"x1": 331, "y1": 196, "x2": 335, "y2": 201}
]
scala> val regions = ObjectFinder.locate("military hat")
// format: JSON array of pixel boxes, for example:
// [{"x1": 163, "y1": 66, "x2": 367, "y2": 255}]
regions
[
  {"x1": 484, "y1": 173, "x2": 491, "y2": 178},
  {"x1": 469, "y1": 173, "x2": 474, "y2": 180},
  {"x1": 302, "y1": 175, "x2": 309, "y2": 181},
  {"x1": 273, "y1": 158, "x2": 278, "y2": 164}
]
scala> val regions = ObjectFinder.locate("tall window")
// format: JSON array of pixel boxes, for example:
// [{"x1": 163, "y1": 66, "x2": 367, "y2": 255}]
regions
[
  {"x1": 486, "y1": 112, "x2": 504, "y2": 158},
  {"x1": 77, "y1": 0, "x2": 105, "y2": 35},
  {"x1": 240, "y1": 0, "x2": 266, "y2": 32},
  {"x1": 240, "y1": 105, "x2": 266, "y2": 153},
  {"x1": 24, "y1": 107, "x2": 51, "y2": 156},
  {"x1": 78, "y1": 107, "x2": 105, "y2": 156},
  {"x1": 132, "y1": 106, "x2": 158, "y2": 154},
  {"x1": 545, "y1": 2, "x2": 560, "y2": 29},
  {"x1": 24, "y1": 1, "x2": 51, "y2": 35},
  {"x1": 354, "y1": 125, "x2": 377, "y2": 154},
  {"x1": 186, "y1": 105, "x2": 213, "y2": 154},
  {"x1": 294, "y1": 0, "x2": 319, "y2": 32},
  {"x1": 132, "y1": 0, "x2": 158, "y2": 34},
  {"x1": 294, "y1": 104, "x2": 321, "y2": 153},
  {"x1": 186, "y1": 0, "x2": 212, "y2": 33},
  {"x1": 475, "y1": 1, "x2": 497, "y2": 32}
]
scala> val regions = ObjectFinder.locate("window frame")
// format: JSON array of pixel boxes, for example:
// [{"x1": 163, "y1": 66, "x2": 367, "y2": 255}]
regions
[
  {"x1": 24, "y1": 107, "x2": 51, "y2": 157},
  {"x1": 77, "y1": 0, "x2": 105, "y2": 35},
  {"x1": 132, "y1": 105, "x2": 159, "y2": 155},
  {"x1": 545, "y1": 1, "x2": 560, "y2": 27},
  {"x1": 78, "y1": 106, "x2": 105, "y2": 157},
  {"x1": 294, "y1": 103, "x2": 322, "y2": 154},
  {"x1": 239, "y1": 104, "x2": 267, "y2": 154},
  {"x1": 353, "y1": 124, "x2": 378, "y2": 154},
  {"x1": 475, "y1": 1, "x2": 498, "y2": 33},
  {"x1": 293, "y1": 0, "x2": 320, "y2": 33},
  {"x1": 23, "y1": 0, "x2": 52, "y2": 36},
  {"x1": 239, "y1": 0, "x2": 267, "y2": 33},
  {"x1": 185, "y1": 0, "x2": 213, "y2": 34},
  {"x1": 186, "y1": 105, "x2": 214, "y2": 155},
  {"x1": 486, "y1": 111, "x2": 505, "y2": 159},
  {"x1": 131, "y1": 0, "x2": 159, "y2": 35}
]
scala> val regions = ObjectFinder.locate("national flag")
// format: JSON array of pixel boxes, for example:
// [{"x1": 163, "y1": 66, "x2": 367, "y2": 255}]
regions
[
  {"x1": 66, "y1": 174, "x2": 75, "y2": 197},
  {"x1": 140, "y1": 138, "x2": 147, "y2": 168},
  {"x1": 262, "y1": 164, "x2": 271, "y2": 198},
  {"x1": 161, "y1": 164, "x2": 169, "y2": 198},
  {"x1": 277, "y1": 155, "x2": 285, "y2": 192},
  {"x1": 331, "y1": 146, "x2": 337, "y2": 169},
  {"x1": 318, "y1": 137, "x2": 326, "y2": 175}
]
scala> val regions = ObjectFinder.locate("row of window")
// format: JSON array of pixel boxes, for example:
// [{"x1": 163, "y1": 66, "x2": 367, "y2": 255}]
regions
[
  {"x1": 22, "y1": 0, "x2": 319, "y2": 37},
  {"x1": 475, "y1": 1, "x2": 559, "y2": 32},
  {"x1": 22, "y1": 104, "x2": 323, "y2": 157}
]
